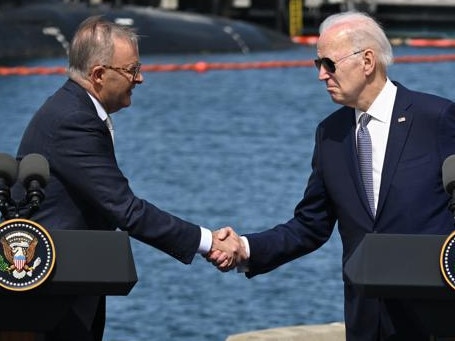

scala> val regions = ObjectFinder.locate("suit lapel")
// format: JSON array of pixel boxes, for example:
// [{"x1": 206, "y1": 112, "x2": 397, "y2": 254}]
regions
[{"x1": 376, "y1": 86, "x2": 413, "y2": 216}]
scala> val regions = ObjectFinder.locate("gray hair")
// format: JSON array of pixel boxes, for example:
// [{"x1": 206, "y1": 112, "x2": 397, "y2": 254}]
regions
[
  {"x1": 319, "y1": 11, "x2": 393, "y2": 68},
  {"x1": 67, "y1": 16, "x2": 139, "y2": 80}
]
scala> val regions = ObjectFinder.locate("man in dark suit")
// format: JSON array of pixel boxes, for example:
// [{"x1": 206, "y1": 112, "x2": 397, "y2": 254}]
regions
[
  {"x1": 14, "y1": 16, "x2": 239, "y2": 341},
  {"x1": 208, "y1": 11, "x2": 455, "y2": 341}
]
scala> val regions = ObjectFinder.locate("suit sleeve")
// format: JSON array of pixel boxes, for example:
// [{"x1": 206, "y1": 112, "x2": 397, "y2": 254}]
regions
[
  {"x1": 244, "y1": 124, "x2": 337, "y2": 277},
  {"x1": 50, "y1": 110, "x2": 201, "y2": 264},
  {"x1": 439, "y1": 100, "x2": 455, "y2": 161}
]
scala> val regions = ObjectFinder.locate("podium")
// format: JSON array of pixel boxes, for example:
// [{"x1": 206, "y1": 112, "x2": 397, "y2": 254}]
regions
[
  {"x1": 345, "y1": 233, "x2": 455, "y2": 337},
  {"x1": 0, "y1": 229, "x2": 137, "y2": 339}
]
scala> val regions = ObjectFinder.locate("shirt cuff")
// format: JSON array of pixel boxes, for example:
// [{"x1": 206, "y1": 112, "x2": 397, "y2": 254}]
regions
[
  {"x1": 240, "y1": 236, "x2": 250, "y2": 257},
  {"x1": 198, "y1": 227, "x2": 212, "y2": 255},
  {"x1": 237, "y1": 236, "x2": 250, "y2": 273}
]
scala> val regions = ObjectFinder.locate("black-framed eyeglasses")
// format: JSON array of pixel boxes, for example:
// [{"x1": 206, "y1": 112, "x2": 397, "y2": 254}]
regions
[
  {"x1": 102, "y1": 63, "x2": 142, "y2": 80},
  {"x1": 314, "y1": 50, "x2": 365, "y2": 73}
]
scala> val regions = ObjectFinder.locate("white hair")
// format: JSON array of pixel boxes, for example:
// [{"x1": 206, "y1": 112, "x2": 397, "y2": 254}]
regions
[{"x1": 319, "y1": 11, "x2": 393, "y2": 68}]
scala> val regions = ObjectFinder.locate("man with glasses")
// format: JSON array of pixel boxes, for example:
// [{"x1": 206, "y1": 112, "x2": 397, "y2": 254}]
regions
[
  {"x1": 15, "y1": 15, "x2": 239, "y2": 341},
  {"x1": 209, "y1": 11, "x2": 455, "y2": 341}
]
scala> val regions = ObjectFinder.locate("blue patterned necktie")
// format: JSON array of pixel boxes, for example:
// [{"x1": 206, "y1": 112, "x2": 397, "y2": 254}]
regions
[{"x1": 357, "y1": 113, "x2": 375, "y2": 216}]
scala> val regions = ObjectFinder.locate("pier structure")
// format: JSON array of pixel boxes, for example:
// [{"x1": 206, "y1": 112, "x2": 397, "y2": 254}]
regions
[
  {"x1": 6, "y1": 1, "x2": 455, "y2": 39},
  {"x1": 155, "y1": 0, "x2": 455, "y2": 38}
]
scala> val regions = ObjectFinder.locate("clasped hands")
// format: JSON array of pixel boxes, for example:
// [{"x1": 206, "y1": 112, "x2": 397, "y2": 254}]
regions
[{"x1": 207, "y1": 227, "x2": 247, "y2": 272}]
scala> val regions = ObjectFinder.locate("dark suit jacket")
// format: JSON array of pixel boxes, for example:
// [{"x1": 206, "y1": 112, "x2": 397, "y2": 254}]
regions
[
  {"x1": 244, "y1": 82, "x2": 455, "y2": 341},
  {"x1": 15, "y1": 79, "x2": 201, "y2": 340}
]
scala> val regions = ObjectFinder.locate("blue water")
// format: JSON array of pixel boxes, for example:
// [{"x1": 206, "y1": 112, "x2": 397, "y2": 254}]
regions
[{"x1": 2, "y1": 45, "x2": 455, "y2": 340}]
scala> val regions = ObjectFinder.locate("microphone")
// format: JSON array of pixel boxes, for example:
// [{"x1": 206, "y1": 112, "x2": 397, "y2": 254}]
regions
[
  {"x1": 442, "y1": 154, "x2": 455, "y2": 215},
  {"x1": 0, "y1": 153, "x2": 18, "y2": 218},
  {"x1": 18, "y1": 153, "x2": 50, "y2": 212}
]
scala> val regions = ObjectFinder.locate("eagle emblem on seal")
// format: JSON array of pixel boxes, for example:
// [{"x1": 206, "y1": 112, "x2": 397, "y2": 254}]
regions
[{"x1": 0, "y1": 231, "x2": 41, "y2": 279}]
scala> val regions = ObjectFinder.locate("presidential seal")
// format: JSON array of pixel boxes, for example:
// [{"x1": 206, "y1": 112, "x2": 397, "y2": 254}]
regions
[
  {"x1": 440, "y1": 230, "x2": 455, "y2": 291},
  {"x1": 0, "y1": 218, "x2": 55, "y2": 291}
]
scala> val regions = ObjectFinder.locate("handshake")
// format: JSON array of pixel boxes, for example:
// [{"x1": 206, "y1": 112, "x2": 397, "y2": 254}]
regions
[{"x1": 207, "y1": 227, "x2": 248, "y2": 272}]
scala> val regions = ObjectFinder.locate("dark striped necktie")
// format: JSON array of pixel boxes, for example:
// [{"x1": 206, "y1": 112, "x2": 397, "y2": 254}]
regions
[{"x1": 357, "y1": 113, "x2": 375, "y2": 216}]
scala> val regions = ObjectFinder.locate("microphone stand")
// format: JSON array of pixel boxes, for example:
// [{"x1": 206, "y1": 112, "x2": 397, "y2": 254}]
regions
[
  {"x1": 0, "y1": 191, "x2": 44, "y2": 221},
  {"x1": 0, "y1": 187, "x2": 18, "y2": 221}
]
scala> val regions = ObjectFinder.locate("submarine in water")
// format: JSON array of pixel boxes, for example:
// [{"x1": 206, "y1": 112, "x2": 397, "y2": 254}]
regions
[{"x1": 0, "y1": 0, "x2": 297, "y2": 64}]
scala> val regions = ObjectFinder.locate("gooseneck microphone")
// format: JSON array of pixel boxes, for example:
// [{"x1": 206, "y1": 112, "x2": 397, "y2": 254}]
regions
[
  {"x1": 18, "y1": 153, "x2": 50, "y2": 216},
  {"x1": 0, "y1": 153, "x2": 18, "y2": 219},
  {"x1": 442, "y1": 155, "x2": 455, "y2": 216}
]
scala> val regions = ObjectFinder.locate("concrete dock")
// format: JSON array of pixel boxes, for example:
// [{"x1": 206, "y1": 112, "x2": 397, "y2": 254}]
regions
[{"x1": 226, "y1": 322, "x2": 345, "y2": 341}]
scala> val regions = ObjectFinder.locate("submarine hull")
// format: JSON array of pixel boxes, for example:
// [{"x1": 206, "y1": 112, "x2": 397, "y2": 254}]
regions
[{"x1": 0, "y1": 2, "x2": 296, "y2": 63}]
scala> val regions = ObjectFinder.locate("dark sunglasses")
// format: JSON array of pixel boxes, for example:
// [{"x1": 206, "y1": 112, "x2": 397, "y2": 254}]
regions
[{"x1": 314, "y1": 50, "x2": 365, "y2": 73}]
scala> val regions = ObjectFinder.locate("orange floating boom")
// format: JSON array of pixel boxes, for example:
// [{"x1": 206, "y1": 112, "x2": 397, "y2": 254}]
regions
[{"x1": 1, "y1": 54, "x2": 455, "y2": 76}]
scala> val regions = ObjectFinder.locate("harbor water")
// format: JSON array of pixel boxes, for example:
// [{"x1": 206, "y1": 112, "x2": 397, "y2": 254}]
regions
[{"x1": 1, "y1": 45, "x2": 455, "y2": 340}]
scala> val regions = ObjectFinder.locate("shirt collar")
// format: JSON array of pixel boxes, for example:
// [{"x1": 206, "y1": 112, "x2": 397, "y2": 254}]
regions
[
  {"x1": 355, "y1": 78, "x2": 397, "y2": 124},
  {"x1": 86, "y1": 92, "x2": 108, "y2": 122}
]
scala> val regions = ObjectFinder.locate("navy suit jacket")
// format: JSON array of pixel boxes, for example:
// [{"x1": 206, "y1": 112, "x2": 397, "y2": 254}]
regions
[
  {"x1": 15, "y1": 79, "x2": 201, "y2": 339},
  {"x1": 244, "y1": 82, "x2": 455, "y2": 340}
]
